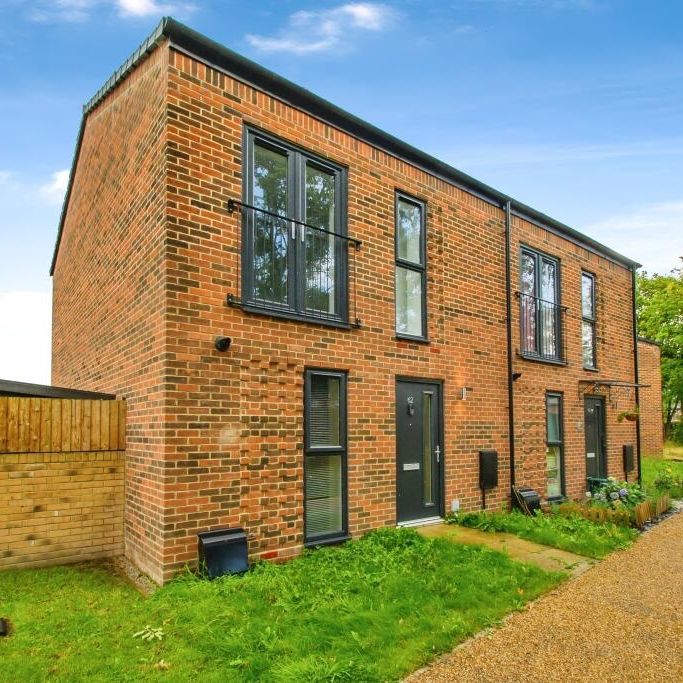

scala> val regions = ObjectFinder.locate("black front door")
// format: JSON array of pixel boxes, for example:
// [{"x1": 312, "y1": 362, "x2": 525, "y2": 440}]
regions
[
  {"x1": 396, "y1": 379, "x2": 442, "y2": 523},
  {"x1": 584, "y1": 396, "x2": 606, "y2": 479}
]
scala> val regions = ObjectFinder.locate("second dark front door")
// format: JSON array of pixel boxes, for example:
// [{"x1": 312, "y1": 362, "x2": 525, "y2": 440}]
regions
[
  {"x1": 396, "y1": 379, "x2": 442, "y2": 523},
  {"x1": 584, "y1": 396, "x2": 606, "y2": 480}
]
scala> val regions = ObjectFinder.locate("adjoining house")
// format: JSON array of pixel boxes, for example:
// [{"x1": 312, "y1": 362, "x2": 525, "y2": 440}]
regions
[{"x1": 50, "y1": 18, "x2": 645, "y2": 584}]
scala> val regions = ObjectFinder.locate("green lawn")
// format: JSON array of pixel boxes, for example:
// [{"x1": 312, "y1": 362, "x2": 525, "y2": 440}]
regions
[
  {"x1": 663, "y1": 441, "x2": 683, "y2": 460},
  {"x1": 448, "y1": 510, "x2": 637, "y2": 559},
  {"x1": 0, "y1": 528, "x2": 563, "y2": 682},
  {"x1": 642, "y1": 453, "x2": 683, "y2": 498}
]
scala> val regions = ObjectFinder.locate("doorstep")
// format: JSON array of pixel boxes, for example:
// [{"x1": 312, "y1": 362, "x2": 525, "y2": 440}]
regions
[{"x1": 397, "y1": 516, "x2": 443, "y2": 528}]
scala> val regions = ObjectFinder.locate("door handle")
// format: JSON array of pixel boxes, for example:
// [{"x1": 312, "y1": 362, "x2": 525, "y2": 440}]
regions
[
  {"x1": 290, "y1": 221, "x2": 296, "y2": 240},
  {"x1": 434, "y1": 445, "x2": 440, "y2": 463}
]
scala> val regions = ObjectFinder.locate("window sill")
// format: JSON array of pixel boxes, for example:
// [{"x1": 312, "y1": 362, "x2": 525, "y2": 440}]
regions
[
  {"x1": 304, "y1": 534, "x2": 351, "y2": 548},
  {"x1": 583, "y1": 366, "x2": 600, "y2": 372},
  {"x1": 395, "y1": 334, "x2": 430, "y2": 345},
  {"x1": 230, "y1": 297, "x2": 358, "y2": 330},
  {"x1": 517, "y1": 352, "x2": 567, "y2": 367}
]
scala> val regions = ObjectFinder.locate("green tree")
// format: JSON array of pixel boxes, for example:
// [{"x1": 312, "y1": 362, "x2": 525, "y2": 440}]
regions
[{"x1": 637, "y1": 261, "x2": 683, "y2": 440}]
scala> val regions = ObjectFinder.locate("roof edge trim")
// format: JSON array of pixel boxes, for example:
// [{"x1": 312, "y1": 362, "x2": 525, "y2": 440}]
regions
[
  {"x1": 50, "y1": 18, "x2": 168, "y2": 275},
  {"x1": 50, "y1": 16, "x2": 641, "y2": 276}
]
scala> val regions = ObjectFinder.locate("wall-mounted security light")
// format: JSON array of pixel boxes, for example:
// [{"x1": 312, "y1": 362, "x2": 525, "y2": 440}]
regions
[
  {"x1": 512, "y1": 372, "x2": 522, "y2": 382},
  {"x1": 214, "y1": 336, "x2": 232, "y2": 352},
  {"x1": 459, "y1": 387, "x2": 473, "y2": 400}
]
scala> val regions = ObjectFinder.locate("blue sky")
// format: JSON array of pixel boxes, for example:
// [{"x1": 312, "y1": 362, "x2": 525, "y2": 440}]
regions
[{"x1": 1, "y1": 0, "x2": 682, "y2": 383}]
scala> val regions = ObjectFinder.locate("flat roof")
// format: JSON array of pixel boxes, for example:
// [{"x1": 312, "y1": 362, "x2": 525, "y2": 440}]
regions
[
  {"x1": 637, "y1": 336, "x2": 662, "y2": 347},
  {"x1": 50, "y1": 17, "x2": 641, "y2": 274}
]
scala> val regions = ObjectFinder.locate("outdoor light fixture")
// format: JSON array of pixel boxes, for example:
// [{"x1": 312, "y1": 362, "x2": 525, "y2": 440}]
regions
[
  {"x1": 459, "y1": 387, "x2": 473, "y2": 400},
  {"x1": 214, "y1": 336, "x2": 232, "y2": 352},
  {"x1": 512, "y1": 372, "x2": 522, "y2": 382}
]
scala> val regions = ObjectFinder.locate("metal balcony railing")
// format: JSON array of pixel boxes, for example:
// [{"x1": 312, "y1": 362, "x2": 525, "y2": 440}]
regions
[
  {"x1": 226, "y1": 199, "x2": 361, "y2": 328},
  {"x1": 517, "y1": 291, "x2": 567, "y2": 363}
]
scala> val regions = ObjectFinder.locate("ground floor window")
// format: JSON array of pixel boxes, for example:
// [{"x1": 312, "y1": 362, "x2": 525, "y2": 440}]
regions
[
  {"x1": 304, "y1": 369, "x2": 347, "y2": 542},
  {"x1": 545, "y1": 392, "x2": 564, "y2": 499}
]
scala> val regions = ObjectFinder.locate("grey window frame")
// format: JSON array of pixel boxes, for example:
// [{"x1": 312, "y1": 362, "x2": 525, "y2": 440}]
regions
[
  {"x1": 395, "y1": 191, "x2": 428, "y2": 341},
  {"x1": 303, "y1": 368, "x2": 349, "y2": 545},
  {"x1": 242, "y1": 127, "x2": 349, "y2": 325},
  {"x1": 545, "y1": 391, "x2": 565, "y2": 500},
  {"x1": 581, "y1": 271, "x2": 597, "y2": 369},
  {"x1": 519, "y1": 246, "x2": 563, "y2": 362}
]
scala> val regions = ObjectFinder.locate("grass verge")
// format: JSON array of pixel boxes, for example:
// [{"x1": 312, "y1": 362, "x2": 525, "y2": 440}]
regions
[
  {"x1": 642, "y1": 454, "x2": 683, "y2": 498},
  {"x1": 0, "y1": 528, "x2": 562, "y2": 682},
  {"x1": 448, "y1": 510, "x2": 637, "y2": 559}
]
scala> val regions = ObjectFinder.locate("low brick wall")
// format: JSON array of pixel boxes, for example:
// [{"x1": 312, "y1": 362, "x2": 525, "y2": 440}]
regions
[
  {"x1": 1, "y1": 451, "x2": 124, "y2": 569},
  {"x1": 0, "y1": 398, "x2": 125, "y2": 570}
]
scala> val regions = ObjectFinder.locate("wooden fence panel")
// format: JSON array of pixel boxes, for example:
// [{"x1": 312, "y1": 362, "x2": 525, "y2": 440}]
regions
[
  {"x1": 6, "y1": 397, "x2": 19, "y2": 453},
  {"x1": 0, "y1": 397, "x2": 125, "y2": 454},
  {"x1": 40, "y1": 398, "x2": 51, "y2": 451},
  {"x1": 0, "y1": 396, "x2": 7, "y2": 452}
]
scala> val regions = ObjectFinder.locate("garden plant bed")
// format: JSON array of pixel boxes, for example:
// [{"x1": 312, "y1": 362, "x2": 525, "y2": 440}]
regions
[
  {"x1": 0, "y1": 528, "x2": 563, "y2": 682},
  {"x1": 448, "y1": 468, "x2": 682, "y2": 561}
]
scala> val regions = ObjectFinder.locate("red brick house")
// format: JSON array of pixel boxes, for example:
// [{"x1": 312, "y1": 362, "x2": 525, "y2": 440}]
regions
[{"x1": 51, "y1": 18, "x2": 644, "y2": 584}]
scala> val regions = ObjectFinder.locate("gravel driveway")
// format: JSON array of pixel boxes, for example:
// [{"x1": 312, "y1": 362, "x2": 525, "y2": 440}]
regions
[{"x1": 408, "y1": 511, "x2": 683, "y2": 683}]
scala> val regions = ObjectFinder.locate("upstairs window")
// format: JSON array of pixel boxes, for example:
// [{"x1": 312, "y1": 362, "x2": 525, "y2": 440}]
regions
[
  {"x1": 582, "y1": 272, "x2": 597, "y2": 369},
  {"x1": 519, "y1": 248, "x2": 563, "y2": 362},
  {"x1": 395, "y1": 193, "x2": 427, "y2": 340},
  {"x1": 241, "y1": 129, "x2": 349, "y2": 325}
]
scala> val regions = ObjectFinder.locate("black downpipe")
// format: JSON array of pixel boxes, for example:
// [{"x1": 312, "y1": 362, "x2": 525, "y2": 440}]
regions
[
  {"x1": 631, "y1": 267, "x2": 642, "y2": 484},
  {"x1": 504, "y1": 201, "x2": 516, "y2": 494}
]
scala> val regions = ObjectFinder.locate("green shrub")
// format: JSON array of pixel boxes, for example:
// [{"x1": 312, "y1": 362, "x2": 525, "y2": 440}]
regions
[
  {"x1": 642, "y1": 456, "x2": 683, "y2": 498},
  {"x1": 587, "y1": 478, "x2": 646, "y2": 509}
]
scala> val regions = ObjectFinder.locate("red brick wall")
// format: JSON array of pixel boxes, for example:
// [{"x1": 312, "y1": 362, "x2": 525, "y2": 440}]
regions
[
  {"x1": 51, "y1": 47, "x2": 169, "y2": 583},
  {"x1": 52, "y1": 41, "x2": 639, "y2": 582},
  {"x1": 161, "y1": 49, "x2": 510, "y2": 580},
  {"x1": 638, "y1": 339, "x2": 663, "y2": 456},
  {"x1": 509, "y1": 217, "x2": 638, "y2": 497}
]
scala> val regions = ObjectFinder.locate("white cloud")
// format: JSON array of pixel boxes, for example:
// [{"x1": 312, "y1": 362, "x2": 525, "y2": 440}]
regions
[
  {"x1": 27, "y1": 0, "x2": 194, "y2": 22},
  {"x1": 0, "y1": 291, "x2": 52, "y2": 385},
  {"x1": 0, "y1": 171, "x2": 11, "y2": 184},
  {"x1": 584, "y1": 200, "x2": 683, "y2": 275},
  {"x1": 115, "y1": 0, "x2": 180, "y2": 17},
  {"x1": 29, "y1": 0, "x2": 99, "y2": 23},
  {"x1": 40, "y1": 169, "x2": 70, "y2": 205},
  {"x1": 246, "y1": 3, "x2": 395, "y2": 55}
]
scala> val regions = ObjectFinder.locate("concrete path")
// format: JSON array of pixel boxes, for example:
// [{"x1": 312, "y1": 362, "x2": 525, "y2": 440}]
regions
[
  {"x1": 418, "y1": 522, "x2": 595, "y2": 576},
  {"x1": 409, "y1": 512, "x2": 683, "y2": 683}
]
